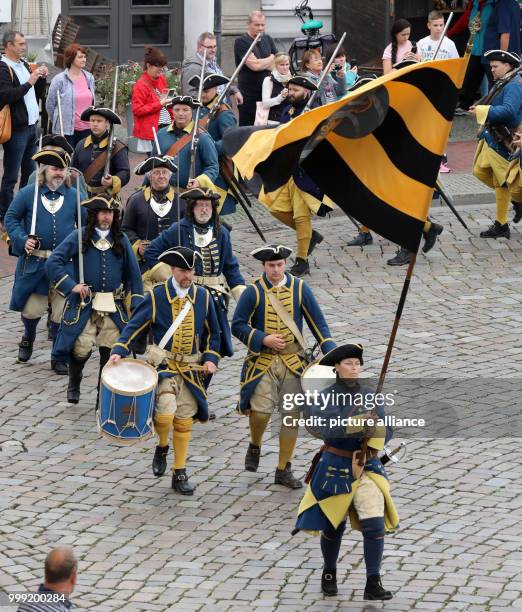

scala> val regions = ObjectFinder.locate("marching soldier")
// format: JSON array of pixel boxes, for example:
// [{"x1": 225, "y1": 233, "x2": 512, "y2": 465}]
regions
[
  {"x1": 122, "y1": 155, "x2": 179, "y2": 275},
  {"x1": 71, "y1": 106, "x2": 130, "y2": 200},
  {"x1": 5, "y1": 149, "x2": 83, "y2": 375},
  {"x1": 471, "y1": 50, "x2": 522, "y2": 238},
  {"x1": 109, "y1": 247, "x2": 221, "y2": 495},
  {"x1": 143, "y1": 187, "x2": 246, "y2": 358},
  {"x1": 259, "y1": 77, "x2": 330, "y2": 276},
  {"x1": 46, "y1": 196, "x2": 143, "y2": 405},
  {"x1": 293, "y1": 343, "x2": 399, "y2": 600},
  {"x1": 231, "y1": 244, "x2": 336, "y2": 488}
]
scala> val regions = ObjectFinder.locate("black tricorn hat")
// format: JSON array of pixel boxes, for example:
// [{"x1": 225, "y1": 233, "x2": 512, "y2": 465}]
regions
[
  {"x1": 36, "y1": 134, "x2": 74, "y2": 155},
  {"x1": 32, "y1": 149, "x2": 70, "y2": 168},
  {"x1": 484, "y1": 49, "x2": 521, "y2": 66},
  {"x1": 319, "y1": 343, "x2": 364, "y2": 366},
  {"x1": 180, "y1": 187, "x2": 220, "y2": 202},
  {"x1": 158, "y1": 246, "x2": 201, "y2": 269},
  {"x1": 251, "y1": 244, "x2": 293, "y2": 262},
  {"x1": 392, "y1": 58, "x2": 419, "y2": 70},
  {"x1": 347, "y1": 75, "x2": 377, "y2": 92},
  {"x1": 188, "y1": 73, "x2": 230, "y2": 91},
  {"x1": 80, "y1": 106, "x2": 122, "y2": 125},
  {"x1": 134, "y1": 155, "x2": 178, "y2": 175},
  {"x1": 83, "y1": 195, "x2": 119, "y2": 212},
  {"x1": 167, "y1": 95, "x2": 201, "y2": 109},
  {"x1": 287, "y1": 75, "x2": 318, "y2": 91}
]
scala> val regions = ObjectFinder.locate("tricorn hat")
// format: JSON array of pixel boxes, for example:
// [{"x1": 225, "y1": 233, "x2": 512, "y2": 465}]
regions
[
  {"x1": 36, "y1": 134, "x2": 74, "y2": 155},
  {"x1": 32, "y1": 149, "x2": 70, "y2": 168},
  {"x1": 180, "y1": 187, "x2": 220, "y2": 202},
  {"x1": 347, "y1": 75, "x2": 377, "y2": 92},
  {"x1": 168, "y1": 95, "x2": 201, "y2": 109},
  {"x1": 287, "y1": 75, "x2": 318, "y2": 91},
  {"x1": 188, "y1": 73, "x2": 230, "y2": 91},
  {"x1": 158, "y1": 246, "x2": 201, "y2": 269},
  {"x1": 251, "y1": 244, "x2": 293, "y2": 262},
  {"x1": 392, "y1": 58, "x2": 418, "y2": 70},
  {"x1": 484, "y1": 49, "x2": 521, "y2": 66},
  {"x1": 134, "y1": 155, "x2": 178, "y2": 175},
  {"x1": 83, "y1": 195, "x2": 119, "y2": 212},
  {"x1": 319, "y1": 343, "x2": 364, "y2": 366},
  {"x1": 80, "y1": 106, "x2": 122, "y2": 125}
]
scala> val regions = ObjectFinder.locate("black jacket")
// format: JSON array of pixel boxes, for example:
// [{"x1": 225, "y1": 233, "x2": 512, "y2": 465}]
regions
[{"x1": 0, "y1": 59, "x2": 46, "y2": 130}]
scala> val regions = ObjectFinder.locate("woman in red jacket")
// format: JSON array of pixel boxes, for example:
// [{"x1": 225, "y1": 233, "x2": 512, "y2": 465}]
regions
[{"x1": 132, "y1": 46, "x2": 174, "y2": 154}]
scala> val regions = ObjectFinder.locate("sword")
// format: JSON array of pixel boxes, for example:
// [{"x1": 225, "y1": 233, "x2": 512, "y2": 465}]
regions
[
  {"x1": 435, "y1": 179, "x2": 471, "y2": 232},
  {"x1": 27, "y1": 176, "x2": 41, "y2": 252}
]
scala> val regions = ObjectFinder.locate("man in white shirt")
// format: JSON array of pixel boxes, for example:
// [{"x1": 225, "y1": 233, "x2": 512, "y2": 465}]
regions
[{"x1": 417, "y1": 11, "x2": 460, "y2": 61}]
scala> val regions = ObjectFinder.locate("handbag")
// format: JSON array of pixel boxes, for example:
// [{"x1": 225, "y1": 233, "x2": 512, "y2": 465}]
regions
[
  {"x1": 0, "y1": 63, "x2": 14, "y2": 145},
  {"x1": 254, "y1": 101, "x2": 270, "y2": 126}
]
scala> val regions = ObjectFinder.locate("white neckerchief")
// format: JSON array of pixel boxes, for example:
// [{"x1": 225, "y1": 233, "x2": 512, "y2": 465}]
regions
[
  {"x1": 274, "y1": 274, "x2": 287, "y2": 288},
  {"x1": 172, "y1": 277, "x2": 190, "y2": 299},
  {"x1": 96, "y1": 228, "x2": 110, "y2": 239}
]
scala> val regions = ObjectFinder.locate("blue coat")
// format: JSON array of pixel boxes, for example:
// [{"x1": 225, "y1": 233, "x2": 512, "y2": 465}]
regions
[
  {"x1": 5, "y1": 183, "x2": 84, "y2": 311},
  {"x1": 143, "y1": 217, "x2": 245, "y2": 357},
  {"x1": 156, "y1": 121, "x2": 219, "y2": 188},
  {"x1": 232, "y1": 272, "x2": 336, "y2": 413},
  {"x1": 482, "y1": 78, "x2": 522, "y2": 159},
  {"x1": 45, "y1": 229, "x2": 144, "y2": 362},
  {"x1": 111, "y1": 279, "x2": 221, "y2": 421}
]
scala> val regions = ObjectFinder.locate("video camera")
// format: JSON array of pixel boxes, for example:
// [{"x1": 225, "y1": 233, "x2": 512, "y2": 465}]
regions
[{"x1": 289, "y1": 0, "x2": 337, "y2": 74}]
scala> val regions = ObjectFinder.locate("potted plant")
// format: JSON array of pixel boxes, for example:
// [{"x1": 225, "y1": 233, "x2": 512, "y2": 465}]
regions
[{"x1": 25, "y1": 51, "x2": 38, "y2": 72}]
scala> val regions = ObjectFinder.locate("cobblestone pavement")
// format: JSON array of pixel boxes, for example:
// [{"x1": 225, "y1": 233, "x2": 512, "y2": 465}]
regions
[{"x1": 1, "y1": 200, "x2": 522, "y2": 612}]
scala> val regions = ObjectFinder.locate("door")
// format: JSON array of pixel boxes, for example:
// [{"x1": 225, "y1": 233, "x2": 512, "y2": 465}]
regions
[{"x1": 62, "y1": 0, "x2": 184, "y2": 63}]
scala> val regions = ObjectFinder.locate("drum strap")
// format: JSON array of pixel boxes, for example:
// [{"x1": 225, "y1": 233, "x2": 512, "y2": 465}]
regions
[
  {"x1": 158, "y1": 300, "x2": 192, "y2": 349},
  {"x1": 266, "y1": 291, "x2": 309, "y2": 353}
]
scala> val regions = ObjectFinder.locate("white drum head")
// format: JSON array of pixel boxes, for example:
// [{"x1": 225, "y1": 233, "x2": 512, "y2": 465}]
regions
[
  {"x1": 301, "y1": 361, "x2": 336, "y2": 394},
  {"x1": 102, "y1": 358, "x2": 158, "y2": 394}
]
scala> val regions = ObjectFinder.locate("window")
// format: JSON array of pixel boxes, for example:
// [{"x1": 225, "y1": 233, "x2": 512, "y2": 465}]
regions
[
  {"x1": 71, "y1": 14, "x2": 110, "y2": 46},
  {"x1": 131, "y1": 0, "x2": 170, "y2": 5},
  {"x1": 132, "y1": 14, "x2": 169, "y2": 45},
  {"x1": 70, "y1": 0, "x2": 110, "y2": 6}
]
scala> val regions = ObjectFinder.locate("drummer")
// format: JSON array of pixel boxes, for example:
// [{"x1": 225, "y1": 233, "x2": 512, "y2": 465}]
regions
[
  {"x1": 109, "y1": 246, "x2": 221, "y2": 495},
  {"x1": 231, "y1": 244, "x2": 336, "y2": 489}
]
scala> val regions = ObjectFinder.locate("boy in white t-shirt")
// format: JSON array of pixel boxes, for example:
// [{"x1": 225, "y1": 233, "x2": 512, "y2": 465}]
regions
[{"x1": 418, "y1": 10, "x2": 460, "y2": 173}]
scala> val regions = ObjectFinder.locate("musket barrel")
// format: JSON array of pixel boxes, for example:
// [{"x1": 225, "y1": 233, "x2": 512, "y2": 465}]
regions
[
  {"x1": 29, "y1": 177, "x2": 38, "y2": 236},
  {"x1": 189, "y1": 48, "x2": 207, "y2": 181},
  {"x1": 76, "y1": 173, "x2": 84, "y2": 285},
  {"x1": 57, "y1": 93, "x2": 64, "y2": 136},
  {"x1": 432, "y1": 12, "x2": 454, "y2": 60}
]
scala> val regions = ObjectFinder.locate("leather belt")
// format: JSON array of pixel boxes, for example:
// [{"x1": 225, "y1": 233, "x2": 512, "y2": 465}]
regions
[
  {"x1": 262, "y1": 341, "x2": 302, "y2": 356},
  {"x1": 31, "y1": 249, "x2": 52, "y2": 259},
  {"x1": 322, "y1": 445, "x2": 379, "y2": 459},
  {"x1": 165, "y1": 351, "x2": 200, "y2": 364},
  {"x1": 194, "y1": 274, "x2": 226, "y2": 287}
]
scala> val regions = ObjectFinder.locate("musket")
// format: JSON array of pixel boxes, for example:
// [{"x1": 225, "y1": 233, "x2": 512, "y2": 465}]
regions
[
  {"x1": 432, "y1": 12, "x2": 454, "y2": 60},
  {"x1": 27, "y1": 173, "x2": 41, "y2": 251},
  {"x1": 103, "y1": 65, "x2": 119, "y2": 179},
  {"x1": 207, "y1": 32, "x2": 262, "y2": 122},
  {"x1": 305, "y1": 32, "x2": 347, "y2": 111},
  {"x1": 76, "y1": 172, "x2": 90, "y2": 307},
  {"x1": 56, "y1": 92, "x2": 64, "y2": 136},
  {"x1": 152, "y1": 125, "x2": 161, "y2": 155},
  {"x1": 176, "y1": 151, "x2": 181, "y2": 242},
  {"x1": 435, "y1": 179, "x2": 471, "y2": 232},
  {"x1": 189, "y1": 49, "x2": 207, "y2": 182}
]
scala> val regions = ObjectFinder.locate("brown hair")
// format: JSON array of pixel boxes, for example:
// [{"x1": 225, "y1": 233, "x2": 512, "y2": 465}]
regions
[
  {"x1": 301, "y1": 49, "x2": 321, "y2": 71},
  {"x1": 143, "y1": 46, "x2": 167, "y2": 70},
  {"x1": 64, "y1": 43, "x2": 87, "y2": 69},
  {"x1": 428, "y1": 10, "x2": 444, "y2": 22}
]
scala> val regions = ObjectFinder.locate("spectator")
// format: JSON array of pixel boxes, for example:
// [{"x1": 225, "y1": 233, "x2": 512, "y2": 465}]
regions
[
  {"x1": 132, "y1": 46, "x2": 174, "y2": 155},
  {"x1": 0, "y1": 30, "x2": 48, "y2": 226},
  {"x1": 382, "y1": 19, "x2": 420, "y2": 74},
  {"x1": 324, "y1": 43, "x2": 358, "y2": 93},
  {"x1": 301, "y1": 49, "x2": 346, "y2": 105},
  {"x1": 46, "y1": 44, "x2": 95, "y2": 148},
  {"x1": 181, "y1": 32, "x2": 243, "y2": 106},
  {"x1": 417, "y1": 11, "x2": 460, "y2": 61},
  {"x1": 260, "y1": 52, "x2": 291, "y2": 124},
  {"x1": 483, "y1": 0, "x2": 521, "y2": 77},
  {"x1": 234, "y1": 10, "x2": 278, "y2": 125},
  {"x1": 450, "y1": 0, "x2": 495, "y2": 114},
  {"x1": 18, "y1": 547, "x2": 77, "y2": 611}
]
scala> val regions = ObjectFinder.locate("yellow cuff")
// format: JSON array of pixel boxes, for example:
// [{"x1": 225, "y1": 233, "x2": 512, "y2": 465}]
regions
[
  {"x1": 475, "y1": 105, "x2": 490, "y2": 126},
  {"x1": 110, "y1": 175, "x2": 122, "y2": 195},
  {"x1": 195, "y1": 174, "x2": 215, "y2": 190}
]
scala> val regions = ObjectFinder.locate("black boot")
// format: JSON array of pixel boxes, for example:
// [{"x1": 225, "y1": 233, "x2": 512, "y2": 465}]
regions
[
  {"x1": 387, "y1": 248, "x2": 411, "y2": 266},
  {"x1": 95, "y1": 347, "x2": 111, "y2": 411},
  {"x1": 17, "y1": 338, "x2": 34, "y2": 363},
  {"x1": 289, "y1": 257, "x2": 310, "y2": 277},
  {"x1": 513, "y1": 201, "x2": 522, "y2": 224},
  {"x1": 321, "y1": 569, "x2": 338, "y2": 596},
  {"x1": 51, "y1": 359, "x2": 68, "y2": 375},
  {"x1": 67, "y1": 354, "x2": 89, "y2": 404},
  {"x1": 480, "y1": 220, "x2": 510, "y2": 238},
  {"x1": 274, "y1": 462, "x2": 303, "y2": 489},
  {"x1": 152, "y1": 445, "x2": 169, "y2": 477},
  {"x1": 245, "y1": 443, "x2": 261, "y2": 472},
  {"x1": 364, "y1": 574, "x2": 393, "y2": 601},
  {"x1": 422, "y1": 222, "x2": 443, "y2": 253},
  {"x1": 307, "y1": 230, "x2": 324, "y2": 255},
  {"x1": 347, "y1": 231, "x2": 373, "y2": 246},
  {"x1": 171, "y1": 468, "x2": 195, "y2": 495}
]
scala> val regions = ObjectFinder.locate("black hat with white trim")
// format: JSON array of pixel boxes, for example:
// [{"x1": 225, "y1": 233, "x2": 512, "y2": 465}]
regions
[
  {"x1": 188, "y1": 73, "x2": 230, "y2": 91},
  {"x1": 83, "y1": 195, "x2": 119, "y2": 212},
  {"x1": 287, "y1": 75, "x2": 318, "y2": 91},
  {"x1": 484, "y1": 49, "x2": 521, "y2": 65},
  {"x1": 168, "y1": 95, "x2": 201, "y2": 109},
  {"x1": 134, "y1": 155, "x2": 178, "y2": 175},
  {"x1": 158, "y1": 246, "x2": 201, "y2": 269},
  {"x1": 32, "y1": 149, "x2": 70, "y2": 168},
  {"x1": 319, "y1": 343, "x2": 364, "y2": 366},
  {"x1": 251, "y1": 244, "x2": 293, "y2": 262},
  {"x1": 80, "y1": 106, "x2": 122, "y2": 124}
]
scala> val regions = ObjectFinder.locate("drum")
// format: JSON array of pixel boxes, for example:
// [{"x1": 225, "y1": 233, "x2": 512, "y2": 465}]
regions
[
  {"x1": 98, "y1": 358, "x2": 158, "y2": 444},
  {"x1": 300, "y1": 360, "x2": 336, "y2": 394}
]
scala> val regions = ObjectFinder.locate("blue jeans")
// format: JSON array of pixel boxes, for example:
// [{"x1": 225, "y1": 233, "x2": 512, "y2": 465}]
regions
[{"x1": 0, "y1": 124, "x2": 37, "y2": 220}]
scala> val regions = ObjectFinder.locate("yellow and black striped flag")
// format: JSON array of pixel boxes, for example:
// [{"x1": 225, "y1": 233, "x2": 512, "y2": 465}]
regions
[{"x1": 225, "y1": 58, "x2": 468, "y2": 252}]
